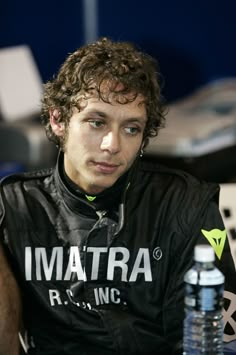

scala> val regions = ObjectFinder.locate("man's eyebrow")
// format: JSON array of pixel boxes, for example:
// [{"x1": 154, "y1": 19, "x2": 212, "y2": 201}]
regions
[
  {"x1": 85, "y1": 109, "x2": 147, "y2": 122},
  {"x1": 125, "y1": 117, "x2": 147, "y2": 123},
  {"x1": 83, "y1": 110, "x2": 147, "y2": 124},
  {"x1": 83, "y1": 110, "x2": 107, "y2": 117}
]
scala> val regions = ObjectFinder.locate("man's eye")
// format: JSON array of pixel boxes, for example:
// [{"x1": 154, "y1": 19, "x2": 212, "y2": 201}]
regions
[
  {"x1": 125, "y1": 127, "x2": 140, "y2": 135},
  {"x1": 89, "y1": 120, "x2": 104, "y2": 128}
]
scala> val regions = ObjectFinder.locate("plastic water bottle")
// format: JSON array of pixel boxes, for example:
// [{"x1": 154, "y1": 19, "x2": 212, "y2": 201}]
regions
[{"x1": 183, "y1": 244, "x2": 225, "y2": 354}]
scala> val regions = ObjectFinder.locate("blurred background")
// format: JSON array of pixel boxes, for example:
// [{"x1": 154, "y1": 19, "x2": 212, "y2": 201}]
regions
[{"x1": 1, "y1": 0, "x2": 236, "y2": 182}]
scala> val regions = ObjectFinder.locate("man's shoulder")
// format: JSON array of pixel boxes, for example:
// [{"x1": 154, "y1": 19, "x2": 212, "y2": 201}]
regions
[
  {"x1": 138, "y1": 159, "x2": 219, "y2": 197},
  {"x1": 0, "y1": 168, "x2": 54, "y2": 189},
  {"x1": 135, "y1": 160, "x2": 221, "y2": 236},
  {"x1": 140, "y1": 159, "x2": 202, "y2": 183}
]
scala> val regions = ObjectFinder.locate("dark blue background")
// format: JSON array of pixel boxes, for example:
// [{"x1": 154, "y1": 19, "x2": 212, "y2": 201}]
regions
[{"x1": 1, "y1": 0, "x2": 236, "y2": 102}]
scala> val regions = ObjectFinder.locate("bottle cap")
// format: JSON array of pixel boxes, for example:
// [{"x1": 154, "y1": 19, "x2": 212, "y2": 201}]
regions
[{"x1": 194, "y1": 244, "x2": 215, "y2": 262}]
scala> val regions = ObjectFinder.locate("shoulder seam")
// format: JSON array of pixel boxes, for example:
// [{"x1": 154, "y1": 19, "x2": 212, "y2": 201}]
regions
[{"x1": 0, "y1": 168, "x2": 53, "y2": 186}]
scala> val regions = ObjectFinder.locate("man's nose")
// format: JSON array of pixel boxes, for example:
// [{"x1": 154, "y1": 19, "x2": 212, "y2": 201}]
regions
[{"x1": 100, "y1": 131, "x2": 121, "y2": 154}]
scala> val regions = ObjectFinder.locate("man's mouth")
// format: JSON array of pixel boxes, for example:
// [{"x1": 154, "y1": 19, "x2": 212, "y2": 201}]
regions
[{"x1": 93, "y1": 161, "x2": 120, "y2": 174}]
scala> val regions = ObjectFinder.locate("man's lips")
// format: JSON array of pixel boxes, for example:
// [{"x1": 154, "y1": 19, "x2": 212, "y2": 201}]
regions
[{"x1": 92, "y1": 161, "x2": 120, "y2": 174}]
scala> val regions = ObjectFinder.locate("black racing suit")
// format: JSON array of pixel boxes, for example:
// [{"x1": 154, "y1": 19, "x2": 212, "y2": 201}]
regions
[{"x1": 0, "y1": 153, "x2": 235, "y2": 354}]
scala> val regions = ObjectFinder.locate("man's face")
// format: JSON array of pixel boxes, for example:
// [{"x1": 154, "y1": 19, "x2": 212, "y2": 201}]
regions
[{"x1": 51, "y1": 94, "x2": 147, "y2": 194}]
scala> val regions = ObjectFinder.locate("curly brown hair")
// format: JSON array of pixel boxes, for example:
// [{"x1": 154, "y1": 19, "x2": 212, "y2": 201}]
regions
[{"x1": 41, "y1": 37, "x2": 166, "y2": 148}]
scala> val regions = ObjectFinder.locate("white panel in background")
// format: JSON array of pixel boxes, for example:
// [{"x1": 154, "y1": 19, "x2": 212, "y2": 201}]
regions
[
  {"x1": 0, "y1": 45, "x2": 43, "y2": 121},
  {"x1": 147, "y1": 79, "x2": 236, "y2": 157}
]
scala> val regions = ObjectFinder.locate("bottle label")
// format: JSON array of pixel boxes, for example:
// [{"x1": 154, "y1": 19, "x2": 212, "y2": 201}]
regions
[
  {"x1": 184, "y1": 268, "x2": 224, "y2": 285},
  {"x1": 185, "y1": 283, "x2": 224, "y2": 311}
]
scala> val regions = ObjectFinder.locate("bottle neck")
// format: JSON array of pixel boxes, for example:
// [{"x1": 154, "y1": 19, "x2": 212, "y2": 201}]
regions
[{"x1": 195, "y1": 261, "x2": 215, "y2": 270}]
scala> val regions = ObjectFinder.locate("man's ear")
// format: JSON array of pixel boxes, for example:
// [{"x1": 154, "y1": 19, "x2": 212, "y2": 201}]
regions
[{"x1": 50, "y1": 109, "x2": 65, "y2": 136}]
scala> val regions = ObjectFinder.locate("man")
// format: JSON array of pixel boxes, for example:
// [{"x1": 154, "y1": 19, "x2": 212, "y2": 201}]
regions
[{"x1": 0, "y1": 37, "x2": 235, "y2": 354}]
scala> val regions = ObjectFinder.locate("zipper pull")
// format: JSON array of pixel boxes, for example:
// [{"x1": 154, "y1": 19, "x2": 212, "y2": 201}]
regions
[{"x1": 95, "y1": 210, "x2": 107, "y2": 220}]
